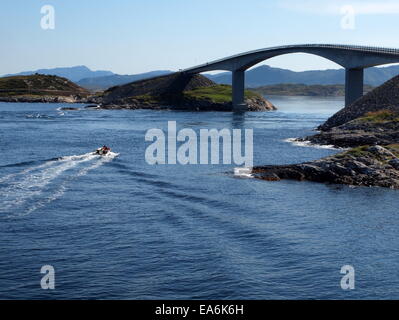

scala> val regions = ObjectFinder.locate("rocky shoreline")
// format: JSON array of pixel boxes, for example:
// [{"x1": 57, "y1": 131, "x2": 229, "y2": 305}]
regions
[
  {"x1": 0, "y1": 95, "x2": 88, "y2": 104},
  {"x1": 253, "y1": 145, "x2": 399, "y2": 189},
  {"x1": 298, "y1": 113, "x2": 399, "y2": 148},
  {"x1": 251, "y1": 75, "x2": 399, "y2": 189},
  {"x1": 86, "y1": 94, "x2": 275, "y2": 112}
]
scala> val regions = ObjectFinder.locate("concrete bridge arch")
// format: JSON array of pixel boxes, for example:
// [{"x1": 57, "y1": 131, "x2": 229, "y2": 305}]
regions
[{"x1": 182, "y1": 44, "x2": 399, "y2": 111}]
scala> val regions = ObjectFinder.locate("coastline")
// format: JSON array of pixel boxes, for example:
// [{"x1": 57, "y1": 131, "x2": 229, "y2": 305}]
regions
[
  {"x1": 0, "y1": 96, "x2": 88, "y2": 104},
  {"x1": 252, "y1": 145, "x2": 399, "y2": 189}
]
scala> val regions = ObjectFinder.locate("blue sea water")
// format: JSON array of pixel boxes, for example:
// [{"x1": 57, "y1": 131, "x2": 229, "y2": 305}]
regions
[{"x1": 1, "y1": 96, "x2": 399, "y2": 300}]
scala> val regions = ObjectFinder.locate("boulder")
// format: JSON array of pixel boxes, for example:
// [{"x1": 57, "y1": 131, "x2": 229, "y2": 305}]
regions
[
  {"x1": 389, "y1": 158, "x2": 399, "y2": 170},
  {"x1": 367, "y1": 145, "x2": 396, "y2": 158}
]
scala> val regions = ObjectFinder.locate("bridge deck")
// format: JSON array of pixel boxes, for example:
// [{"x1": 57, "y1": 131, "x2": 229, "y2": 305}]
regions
[{"x1": 182, "y1": 44, "x2": 399, "y2": 74}]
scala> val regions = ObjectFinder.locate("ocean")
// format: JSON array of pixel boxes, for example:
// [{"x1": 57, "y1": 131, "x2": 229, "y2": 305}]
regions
[{"x1": 1, "y1": 96, "x2": 399, "y2": 299}]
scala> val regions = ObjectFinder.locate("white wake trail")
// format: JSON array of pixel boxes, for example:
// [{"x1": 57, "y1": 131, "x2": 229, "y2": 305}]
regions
[
  {"x1": 0, "y1": 161, "x2": 55, "y2": 184},
  {"x1": 0, "y1": 153, "x2": 98, "y2": 214},
  {"x1": 20, "y1": 154, "x2": 117, "y2": 217}
]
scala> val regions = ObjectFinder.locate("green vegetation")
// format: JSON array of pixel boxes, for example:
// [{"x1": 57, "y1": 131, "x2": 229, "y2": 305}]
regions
[
  {"x1": 342, "y1": 144, "x2": 399, "y2": 161},
  {"x1": 0, "y1": 74, "x2": 89, "y2": 97},
  {"x1": 134, "y1": 94, "x2": 161, "y2": 104},
  {"x1": 358, "y1": 110, "x2": 399, "y2": 123},
  {"x1": 252, "y1": 83, "x2": 374, "y2": 97},
  {"x1": 345, "y1": 145, "x2": 371, "y2": 158},
  {"x1": 183, "y1": 85, "x2": 260, "y2": 103}
]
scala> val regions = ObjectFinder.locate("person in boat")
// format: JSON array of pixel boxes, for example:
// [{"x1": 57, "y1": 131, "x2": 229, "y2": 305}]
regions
[{"x1": 96, "y1": 145, "x2": 111, "y2": 155}]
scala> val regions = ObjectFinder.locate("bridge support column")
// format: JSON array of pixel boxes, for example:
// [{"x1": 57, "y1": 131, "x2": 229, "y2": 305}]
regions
[
  {"x1": 345, "y1": 68, "x2": 364, "y2": 107},
  {"x1": 232, "y1": 70, "x2": 247, "y2": 112}
]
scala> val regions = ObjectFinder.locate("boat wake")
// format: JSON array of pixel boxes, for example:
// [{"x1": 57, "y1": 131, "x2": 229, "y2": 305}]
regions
[{"x1": 0, "y1": 152, "x2": 118, "y2": 218}]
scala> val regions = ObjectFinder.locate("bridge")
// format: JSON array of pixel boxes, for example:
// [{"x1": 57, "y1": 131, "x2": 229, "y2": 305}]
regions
[{"x1": 181, "y1": 44, "x2": 399, "y2": 111}]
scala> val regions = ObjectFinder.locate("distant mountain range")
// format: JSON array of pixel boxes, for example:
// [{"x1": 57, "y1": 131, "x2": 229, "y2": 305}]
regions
[
  {"x1": 2, "y1": 66, "x2": 173, "y2": 91},
  {"x1": 207, "y1": 65, "x2": 399, "y2": 87},
  {"x1": 3, "y1": 64, "x2": 399, "y2": 91},
  {"x1": 3, "y1": 66, "x2": 114, "y2": 83},
  {"x1": 251, "y1": 83, "x2": 374, "y2": 97},
  {"x1": 76, "y1": 70, "x2": 173, "y2": 91}
]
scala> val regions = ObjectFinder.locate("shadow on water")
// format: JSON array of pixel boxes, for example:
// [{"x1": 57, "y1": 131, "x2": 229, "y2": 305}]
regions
[{"x1": 231, "y1": 111, "x2": 246, "y2": 129}]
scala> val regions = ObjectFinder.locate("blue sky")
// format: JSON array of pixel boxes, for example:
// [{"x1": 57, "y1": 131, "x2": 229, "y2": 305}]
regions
[{"x1": 1, "y1": 0, "x2": 399, "y2": 75}]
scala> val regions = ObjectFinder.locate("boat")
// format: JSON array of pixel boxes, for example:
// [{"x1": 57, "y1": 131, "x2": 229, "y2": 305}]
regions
[{"x1": 94, "y1": 146, "x2": 111, "y2": 156}]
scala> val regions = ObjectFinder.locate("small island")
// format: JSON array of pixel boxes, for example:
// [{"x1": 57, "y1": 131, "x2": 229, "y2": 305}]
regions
[
  {"x1": 0, "y1": 74, "x2": 90, "y2": 103},
  {"x1": 90, "y1": 73, "x2": 276, "y2": 112}
]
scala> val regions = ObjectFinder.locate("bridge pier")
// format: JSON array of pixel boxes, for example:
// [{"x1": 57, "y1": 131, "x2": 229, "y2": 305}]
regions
[
  {"x1": 232, "y1": 70, "x2": 247, "y2": 112},
  {"x1": 345, "y1": 68, "x2": 364, "y2": 107}
]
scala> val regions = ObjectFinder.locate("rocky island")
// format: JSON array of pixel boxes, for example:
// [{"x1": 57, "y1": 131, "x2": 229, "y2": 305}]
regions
[
  {"x1": 90, "y1": 73, "x2": 276, "y2": 111},
  {"x1": 0, "y1": 74, "x2": 90, "y2": 103},
  {"x1": 253, "y1": 75, "x2": 399, "y2": 189}
]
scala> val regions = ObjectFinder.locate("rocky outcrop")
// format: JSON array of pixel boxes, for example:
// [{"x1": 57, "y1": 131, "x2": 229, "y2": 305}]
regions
[
  {"x1": 301, "y1": 113, "x2": 399, "y2": 148},
  {"x1": 253, "y1": 145, "x2": 399, "y2": 189},
  {"x1": 59, "y1": 107, "x2": 81, "y2": 111},
  {"x1": 93, "y1": 73, "x2": 276, "y2": 112},
  {"x1": 320, "y1": 75, "x2": 399, "y2": 131},
  {"x1": 99, "y1": 73, "x2": 214, "y2": 105},
  {"x1": 0, "y1": 95, "x2": 88, "y2": 103},
  {"x1": 296, "y1": 75, "x2": 399, "y2": 149},
  {"x1": 90, "y1": 95, "x2": 275, "y2": 112},
  {"x1": 253, "y1": 75, "x2": 399, "y2": 189},
  {"x1": 0, "y1": 74, "x2": 90, "y2": 103}
]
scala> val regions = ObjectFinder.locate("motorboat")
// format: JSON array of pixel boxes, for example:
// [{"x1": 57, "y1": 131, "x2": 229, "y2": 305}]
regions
[{"x1": 94, "y1": 146, "x2": 111, "y2": 156}]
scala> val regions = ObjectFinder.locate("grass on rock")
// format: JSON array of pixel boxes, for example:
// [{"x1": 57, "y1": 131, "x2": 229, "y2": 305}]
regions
[
  {"x1": 183, "y1": 85, "x2": 261, "y2": 104},
  {"x1": 358, "y1": 110, "x2": 399, "y2": 123}
]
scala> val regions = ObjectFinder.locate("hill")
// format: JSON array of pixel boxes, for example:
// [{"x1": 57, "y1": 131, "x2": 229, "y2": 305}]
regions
[
  {"x1": 320, "y1": 75, "x2": 399, "y2": 130},
  {"x1": 207, "y1": 64, "x2": 399, "y2": 87},
  {"x1": 0, "y1": 74, "x2": 90, "y2": 103},
  {"x1": 94, "y1": 73, "x2": 275, "y2": 112},
  {"x1": 3, "y1": 66, "x2": 114, "y2": 82}
]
